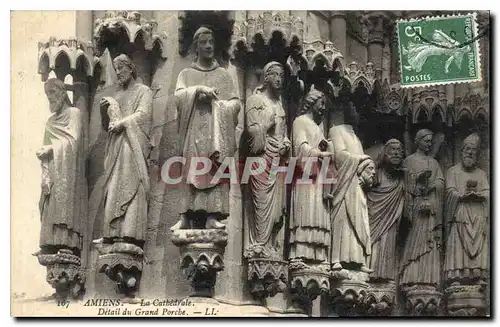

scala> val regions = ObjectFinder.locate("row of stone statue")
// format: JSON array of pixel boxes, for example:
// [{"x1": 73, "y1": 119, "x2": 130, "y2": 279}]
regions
[{"x1": 34, "y1": 27, "x2": 489, "y2": 315}]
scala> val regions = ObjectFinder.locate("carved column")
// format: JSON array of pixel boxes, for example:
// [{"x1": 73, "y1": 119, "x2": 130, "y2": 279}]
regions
[
  {"x1": 330, "y1": 11, "x2": 347, "y2": 57},
  {"x1": 364, "y1": 12, "x2": 389, "y2": 73}
]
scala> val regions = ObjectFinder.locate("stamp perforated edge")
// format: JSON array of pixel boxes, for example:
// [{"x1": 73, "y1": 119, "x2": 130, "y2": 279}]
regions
[{"x1": 396, "y1": 12, "x2": 483, "y2": 89}]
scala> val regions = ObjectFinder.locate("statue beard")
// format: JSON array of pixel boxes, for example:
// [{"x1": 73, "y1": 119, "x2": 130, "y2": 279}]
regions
[
  {"x1": 49, "y1": 97, "x2": 65, "y2": 113},
  {"x1": 462, "y1": 156, "x2": 476, "y2": 169}
]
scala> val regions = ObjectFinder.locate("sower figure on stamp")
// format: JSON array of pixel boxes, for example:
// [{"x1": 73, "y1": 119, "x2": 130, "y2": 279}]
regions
[
  {"x1": 244, "y1": 61, "x2": 291, "y2": 258},
  {"x1": 366, "y1": 139, "x2": 405, "y2": 281},
  {"x1": 326, "y1": 102, "x2": 375, "y2": 273},
  {"x1": 89, "y1": 54, "x2": 153, "y2": 298},
  {"x1": 171, "y1": 27, "x2": 241, "y2": 231},
  {"x1": 35, "y1": 78, "x2": 87, "y2": 299},
  {"x1": 444, "y1": 133, "x2": 489, "y2": 285},
  {"x1": 289, "y1": 89, "x2": 333, "y2": 264},
  {"x1": 400, "y1": 129, "x2": 444, "y2": 292}
]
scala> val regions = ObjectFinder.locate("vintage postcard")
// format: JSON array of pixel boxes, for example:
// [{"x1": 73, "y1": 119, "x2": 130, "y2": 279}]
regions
[{"x1": 11, "y1": 10, "x2": 491, "y2": 318}]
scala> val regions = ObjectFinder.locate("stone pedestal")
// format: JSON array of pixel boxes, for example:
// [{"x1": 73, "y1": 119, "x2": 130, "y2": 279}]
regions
[
  {"x1": 288, "y1": 259, "x2": 330, "y2": 316},
  {"x1": 445, "y1": 284, "x2": 487, "y2": 316},
  {"x1": 246, "y1": 257, "x2": 288, "y2": 300},
  {"x1": 35, "y1": 249, "x2": 85, "y2": 300},
  {"x1": 365, "y1": 280, "x2": 396, "y2": 316},
  {"x1": 96, "y1": 241, "x2": 144, "y2": 300},
  {"x1": 172, "y1": 229, "x2": 228, "y2": 298},
  {"x1": 403, "y1": 284, "x2": 442, "y2": 316},
  {"x1": 330, "y1": 269, "x2": 369, "y2": 316}
]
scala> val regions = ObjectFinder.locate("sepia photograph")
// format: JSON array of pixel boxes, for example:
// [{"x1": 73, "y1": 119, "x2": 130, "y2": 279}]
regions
[{"x1": 10, "y1": 8, "x2": 491, "y2": 318}]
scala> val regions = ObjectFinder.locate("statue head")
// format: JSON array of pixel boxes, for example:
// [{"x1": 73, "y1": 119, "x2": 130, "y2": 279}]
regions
[
  {"x1": 299, "y1": 89, "x2": 326, "y2": 125},
  {"x1": 44, "y1": 78, "x2": 71, "y2": 113},
  {"x1": 261, "y1": 61, "x2": 284, "y2": 93},
  {"x1": 382, "y1": 139, "x2": 404, "y2": 167},
  {"x1": 415, "y1": 129, "x2": 433, "y2": 154},
  {"x1": 359, "y1": 159, "x2": 376, "y2": 188},
  {"x1": 113, "y1": 54, "x2": 137, "y2": 87},
  {"x1": 461, "y1": 133, "x2": 480, "y2": 169},
  {"x1": 193, "y1": 26, "x2": 215, "y2": 63}
]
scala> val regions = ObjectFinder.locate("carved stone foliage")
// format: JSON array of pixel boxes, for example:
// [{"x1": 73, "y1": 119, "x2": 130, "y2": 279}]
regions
[
  {"x1": 96, "y1": 242, "x2": 144, "y2": 300},
  {"x1": 38, "y1": 37, "x2": 94, "y2": 81},
  {"x1": 289, "y1": 259, "x2": 330, "y2": 315},
  {"x1": 35, "y1": 250, "x2": 85, "y2": 300},
  {"x1": 94, "y1": 10, "x2": 167, "y2": 58},
  {"x1": 345, "y1": 12, "x2": 369, "y2": 45},
  {"x1": 445, "y1": 284, "x2": 487, "y2": 316},
  {"x1": 330, "y1": 269, "x2": 370, "y2": 317},
  {"x1": 246, "y1": 257, "x2": 288, "y2": 300},
  {"x1": 365, "y1": 281, "x2": 396, "y2": 316},
  {"x1": 402, "y1": 285, "x2": 443, "y2": 316},
  {"x1": 172, "y1": 229, "x2": 228, "y2": 298}
]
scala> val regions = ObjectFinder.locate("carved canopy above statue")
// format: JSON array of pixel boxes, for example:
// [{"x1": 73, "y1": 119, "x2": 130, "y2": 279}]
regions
[{"x1": 93, "y1": 10, "x2": 167, "y2": 58}]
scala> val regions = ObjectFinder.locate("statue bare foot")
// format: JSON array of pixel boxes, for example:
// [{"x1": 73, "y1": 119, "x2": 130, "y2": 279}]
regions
[
  {"x1": 332, "y1": 262, "x2": 342, "y2": 270},
  {"x1": 170, "y1": 215, "x2": 189, "y2": 232},
  {"x1": 205, "y1": 217, "x2": 226, "y2": 230},
  {"x1": 360, "y1": 264, "x2": 373, "y2": 273}
]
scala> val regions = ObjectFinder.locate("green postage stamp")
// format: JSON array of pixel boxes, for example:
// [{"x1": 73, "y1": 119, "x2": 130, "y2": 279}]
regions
[{"x1": 397, "y1": 13, "x2": 481, "y2": 88}]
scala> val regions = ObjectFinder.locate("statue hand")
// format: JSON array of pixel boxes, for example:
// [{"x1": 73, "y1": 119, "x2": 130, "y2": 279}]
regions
[
  {"x1": 279, "y1": 140, "x2": 291, "y2": 156},
  {"x1": 100, "y1": 97, "x2": 110, "y2": 108},
  {"x1": 108, "y1": 120, "x2": 125, "y2": 133},
  {"x1": 197, "y1": 86, "x2": 219, "y2": 100},
  {"x1": 36, "y1": 145, "x2": 53, "y2": 160}
]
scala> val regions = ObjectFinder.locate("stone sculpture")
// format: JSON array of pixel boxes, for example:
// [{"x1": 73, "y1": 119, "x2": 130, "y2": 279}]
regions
[
  {"x1": 288, "y1": 89, "x2": 332, "y2": 313},
  {"x1": 243, "y1": 61, "x2": 290, "y2": 299},
  {"x1": 326, "y1": 101, "x2": 375, "y2": 316},
  {"x1": 365, "y1": 139, "x2": 405, "y2": 315},
  {"x1": 327, "y1": 101, "x2": 374, "y2": 273},
  {"x1": 89, "y1": 54, "x2": 153, "y2": 299},
  {"x1": 34, "y1": 78, "x2": 87, "y2": 300},
  {"x1": 400, "y1": 129, "x2": 444, "y2": 315},
  {"x1": 170, "y1": 26, "x2": 241, "y2": 231},
  {"x1": 444, "y1": 133, "x2": 489, "y2": 316},
  {"x1": 169, "y1": 26, "x2": 240, "y2": 298}
]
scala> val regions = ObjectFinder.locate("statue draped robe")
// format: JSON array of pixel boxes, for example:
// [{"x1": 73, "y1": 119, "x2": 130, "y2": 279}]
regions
[
  {"x1": 328, "y1": 124, "x2": 371, "y2": 266},
  {"x1": 366, "y1": 166, "x2": 405, "y2": 280},
  {"x1": 89, "y1": 82, "x2": 152, "y2": 243},
  {"x1": 400, "y1": 153, "x2": 444, "y2": 286},
  {"x1": 39, "y1": 106, "x2": 87, "y2": 253},
  {"x1": 444, "y1": 164, "x2": 489, "y2": 281},
  {"x1": 289, "y1": 115, "x2": 330, "y2": 262},
  {"x1": 244, "y1": 92, "x2": 289, "y2": 254},
  {"x1": 175, "y1": 62, "x2": 240, "y2": 218}
]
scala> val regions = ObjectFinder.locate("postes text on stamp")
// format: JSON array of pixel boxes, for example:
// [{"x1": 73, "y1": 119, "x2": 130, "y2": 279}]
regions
[{"x1": 397, "y1": 13, "x2": 481, "y2": 88}]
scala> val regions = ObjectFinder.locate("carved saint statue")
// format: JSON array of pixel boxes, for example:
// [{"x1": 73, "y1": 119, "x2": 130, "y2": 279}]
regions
[
  {"x1": 400, "y1": 129, "x2": 444, "y2": 287},
  {"x1": 326, "y1": 102, "x2": 375, "y2": 273},
  {"x1": 244, "y1": 61, "x2": 291, "y2": 257},
  {"x1": 444, "y1": 133, "x2": 489, "y2": 284},
  {"x1": 89, "y1": 54, "x2": 153, "y2": 247},
  {"x1": 366, "y1": 139, "x2": 405, "y2": 281},
  {"x1": 37, "y1": 78, "x2": 87, "y2": 255},
  {"x1": 171, "y1": 27, "x2": 241, "y2": 230},
  {"x1": 289, "y1": 89, "x2": 332, "y2": 263}
]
